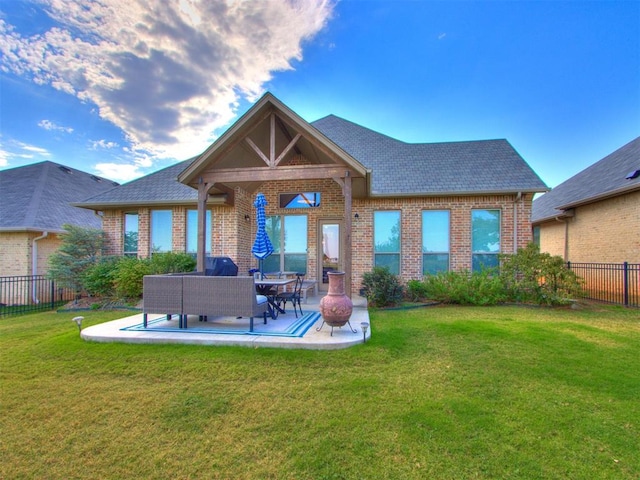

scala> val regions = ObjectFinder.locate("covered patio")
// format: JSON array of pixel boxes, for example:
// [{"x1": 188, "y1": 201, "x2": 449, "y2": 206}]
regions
[{"x1": 81, "y1": 294, "x2": 370, "y2": 350}]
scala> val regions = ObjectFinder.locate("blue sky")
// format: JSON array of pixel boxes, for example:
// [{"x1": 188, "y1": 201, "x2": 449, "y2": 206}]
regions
[{"x1": 1, "y1": 0, "x2": 638, "y2": 188}]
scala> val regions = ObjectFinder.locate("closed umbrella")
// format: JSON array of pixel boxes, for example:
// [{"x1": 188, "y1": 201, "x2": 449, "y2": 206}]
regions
[{"x1": 251, "y1": 193, "x2": 274, "y2": 279}]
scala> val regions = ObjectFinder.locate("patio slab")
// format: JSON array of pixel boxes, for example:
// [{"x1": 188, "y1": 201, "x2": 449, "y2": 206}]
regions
[{"x1": 81, "y1": 295, "x2": 370, "y2": 350}]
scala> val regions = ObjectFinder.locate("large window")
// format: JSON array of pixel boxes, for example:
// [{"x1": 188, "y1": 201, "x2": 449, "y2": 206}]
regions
[
  {"x1": 374, "y1": 210, "x2": 401, "y2": 275},
  {"x1": 151, "y1": 210, "x2": 173, "y2": 253},
  {"x1": 422, "y1": 210, "x2": 450, "y2": 275},
  {"x1": 186, "y1": 210, "x2": 211, "y2": 255},
  {"x1": 472, "y1": 209, "x2": 501, "y2": 271},
  {"x1": 263, "y1": 215, "x2": 308, "y2": 274},
  {"x1": 124, "y1": 212, "x2": 138, "y2": 256}
]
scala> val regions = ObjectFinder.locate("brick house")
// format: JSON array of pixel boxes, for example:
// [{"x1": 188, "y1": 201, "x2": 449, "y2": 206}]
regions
[
  {"x1": 0, "y1": 161, "x2": 119, "y2": 277},
  {"x1": 77, "y1": 93, "x2": 547, "y2": 295},
  {"x1": 532, "y1": 136, "x2": 640, "y2": 263}
]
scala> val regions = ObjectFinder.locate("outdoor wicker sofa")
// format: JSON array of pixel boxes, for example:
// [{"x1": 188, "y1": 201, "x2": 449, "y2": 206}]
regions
[{"x1": 142, "y1": 274, "x2": 268, "y2": 332}]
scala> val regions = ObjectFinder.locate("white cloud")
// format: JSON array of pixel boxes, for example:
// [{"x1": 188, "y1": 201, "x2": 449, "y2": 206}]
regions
[
  {"x1": 0, "y1": 139, "x2": 52, "y2": 166},
  {"x1": 93, "y1": 162, "x2": 145, "y2": 183},
  {"x1": 0, "y1": 0, "x2": 334, "y2": 165},
  {"x1": 90, "y1": 139, "x2": 119, "y2": 150},
  {"x1": 38, "y1": 119, "x2": 74, "y2": 133}
]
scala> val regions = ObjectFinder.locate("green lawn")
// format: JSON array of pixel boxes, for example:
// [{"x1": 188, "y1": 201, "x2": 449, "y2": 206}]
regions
[{"x1": 1, "y1": 304, "x2": 639, "y2": 479}]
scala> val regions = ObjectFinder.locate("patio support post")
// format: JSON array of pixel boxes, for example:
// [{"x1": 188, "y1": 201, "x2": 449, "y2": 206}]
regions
[
  {"x1": 197, "y1": 178, "x2": 210, "y2": 273},
  {"x1": 344, "y1": 171, "x2": 353, "y2": 298}
]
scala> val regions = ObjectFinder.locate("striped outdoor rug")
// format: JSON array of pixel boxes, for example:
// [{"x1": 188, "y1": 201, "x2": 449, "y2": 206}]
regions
[{"x1": 120, "y1": 311, "x2": 321, "y2": 338}]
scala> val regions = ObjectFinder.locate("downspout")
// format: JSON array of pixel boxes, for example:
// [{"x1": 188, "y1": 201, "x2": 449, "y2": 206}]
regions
[
  {"x1": 513, "y1": 192, "x2": 522, "y2": 253},
  {"x1": 554, "y1": 216, "x2": 569, "y2": 261},
  {"x1": 32, "y1": 231, "x2": 49, "y2": 303}
]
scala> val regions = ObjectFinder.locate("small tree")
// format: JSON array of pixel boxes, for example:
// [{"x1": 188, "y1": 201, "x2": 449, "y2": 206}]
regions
[
  {"x1": 48, "y1": 224, "x2": 106, "y2": 297},
  {"x1": 499, "y1": 243, "x2": 583, "y2": 305}
]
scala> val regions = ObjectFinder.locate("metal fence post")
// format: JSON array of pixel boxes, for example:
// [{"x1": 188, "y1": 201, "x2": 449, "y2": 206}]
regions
[{"x1": 623, "y1": 262, "x2": 629, "y2": 307}]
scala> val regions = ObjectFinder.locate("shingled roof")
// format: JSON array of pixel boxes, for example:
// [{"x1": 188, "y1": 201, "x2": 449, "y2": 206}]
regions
[
  {"x1": 311, "y1": 115, "x2": 548, "y2": 196},
  {"x1": 76, "y1": 101, "x2": 548, "y2": 209},
  {"x1": 77, "y1": 159, "x2": 197, "y2": 209},
  {"x1": 0, "y1": 161, "x2": 119, "y2": 233},
  {"x1": 532, "y1": 136, "x2": 640, "y2": 223}
]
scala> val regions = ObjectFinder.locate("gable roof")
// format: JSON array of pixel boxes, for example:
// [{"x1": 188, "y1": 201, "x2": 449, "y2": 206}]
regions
[
  {"x1": 532, "y1": 136, "x2": 640, "y2": 223},
  {"x1": 311, "y1": 115, "x2": 548, "y2": 196},
  {"x1": 76, "y1": 93, "x2": 548, "y2": 209},
  {"x1": 0, "y1": 161, "x2": 119, "y2": 233},
  {"x1": 178, "y1": 92, "x2": 369, "y2": 196},
  {"x1": 77, "y1": 159, "x2": 201, "y2": 209}
]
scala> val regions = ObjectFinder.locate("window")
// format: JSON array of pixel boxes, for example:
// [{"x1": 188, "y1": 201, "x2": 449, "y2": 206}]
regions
[
  {"x1": 374, "y1": 210, "x2": 401, "y2": 275},
  {"x1": 186, "y1": 210, "x2": 211, "y2": 255},
  {"x1": 150, "y1": 210, "x2": 173, "y2": 253},
  {"x1": 279, "y1": 192, "x2": 321, "y2": 209},
  {"x1": 532, "y1": 226, "x2": 540, "y2": 246},
  {"x1": 422, "y1": 210, "x2": 450, "y2": 275},
  {"x1": 263, "y1": 215, "x2": 308, "y2": 274},
  {"x1": 472, "y1": 209, "x2": 501, "y2": 271},
  {"x1": 124, "y1": 212, "x2": 138, "y2": 256}
]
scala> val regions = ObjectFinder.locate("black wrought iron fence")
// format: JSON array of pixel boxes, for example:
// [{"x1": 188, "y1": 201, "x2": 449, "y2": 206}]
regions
[
  {"x1": 567, "y1": 262, "x2": 640, "y2": 308},
  {"x1": 0, "y1": 275, "x2": 75, "y2": 317}
]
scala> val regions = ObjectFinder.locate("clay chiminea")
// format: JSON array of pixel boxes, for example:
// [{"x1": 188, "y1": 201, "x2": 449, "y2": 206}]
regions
[{"x1": 318, "y1": 271, "x2": 356, "y2": 335}]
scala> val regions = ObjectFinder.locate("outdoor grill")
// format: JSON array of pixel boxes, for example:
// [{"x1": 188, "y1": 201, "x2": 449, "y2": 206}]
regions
[{"x1": 204, "y1": 256, "x2": 238, "y2": 276}]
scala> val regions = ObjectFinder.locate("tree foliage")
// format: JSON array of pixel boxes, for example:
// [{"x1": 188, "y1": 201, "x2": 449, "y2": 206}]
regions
[{"x1": 47, "y1": 224, "x2": 106, "y2": 295}]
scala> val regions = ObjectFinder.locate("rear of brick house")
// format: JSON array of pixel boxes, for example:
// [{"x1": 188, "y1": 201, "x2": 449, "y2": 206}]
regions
[{"x1": 77, "y1": 93, "x2": 548, "y2": 295}]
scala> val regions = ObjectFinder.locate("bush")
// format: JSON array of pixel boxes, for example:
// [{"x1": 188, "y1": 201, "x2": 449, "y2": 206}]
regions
[
  {"x1": 406, "y1": 279, "x2": 429, "y2": 302},
  {"x1": 148, "y1": 252, "x2": 196, "y2": 274},
  {"x1": 499, "y1": 243, "x2": 583, "y2": 305},
  {"x1": 361, "y1": 267, "x2": 404, "y2": 307},
  {"x1": 113, "y1": 257, "x2": 153, "y2": 299},
  {"x1": 83, "y1": 256, "x2": 120, "y2": 297},
  {"x1": 421, "y1": 269, "x2": 507, "y2": 306}
]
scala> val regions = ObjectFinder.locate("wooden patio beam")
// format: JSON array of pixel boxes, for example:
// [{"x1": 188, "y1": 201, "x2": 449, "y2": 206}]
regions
[{"x1": 199, "y1": 165, "x2": 361, "y2": 184}]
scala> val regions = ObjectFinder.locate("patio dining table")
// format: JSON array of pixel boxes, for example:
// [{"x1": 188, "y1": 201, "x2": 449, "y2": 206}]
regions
[{"x1": 254, "y1": 278, "x2": 296, "y2": 319}]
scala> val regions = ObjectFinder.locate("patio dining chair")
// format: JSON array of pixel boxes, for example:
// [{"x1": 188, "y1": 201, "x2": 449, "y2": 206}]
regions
[{"x1": 275, "y1": 273, "x2": 304, "y2": 318}]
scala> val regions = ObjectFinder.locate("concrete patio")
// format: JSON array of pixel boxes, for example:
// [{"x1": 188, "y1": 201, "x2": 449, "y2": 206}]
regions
[{"x1": 81, "y1": 294, "x2": 370, "y2": 350}]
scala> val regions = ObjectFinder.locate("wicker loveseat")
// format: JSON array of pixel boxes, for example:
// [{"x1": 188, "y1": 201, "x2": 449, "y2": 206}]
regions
[{"x1": 142, "y1": 274, "x2": 268, "y2": 332}]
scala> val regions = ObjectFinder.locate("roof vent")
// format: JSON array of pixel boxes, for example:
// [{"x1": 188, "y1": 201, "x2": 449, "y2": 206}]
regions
[
  {"x1": 625, "y1": 169, "x2": 640, "y2": 180},
  {"x1": 58, "y1": 166, "x2": 72, "y2": 174},
  {"x1": 90, "y1": 175, "x2": 103, "y2": 183}
]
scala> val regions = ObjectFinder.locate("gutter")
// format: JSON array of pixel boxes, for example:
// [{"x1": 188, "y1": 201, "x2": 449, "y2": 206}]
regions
[{"x1": 32, "y1": 231, "x2": 49, "y2": 303}]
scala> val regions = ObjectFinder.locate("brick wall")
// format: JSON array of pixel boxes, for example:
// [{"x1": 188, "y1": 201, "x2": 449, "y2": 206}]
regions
[
  {"x1": 539, "y1": 190, "x2": 639, "y2": 263},
  {"x1": 0, "y1": 232, "x2": 63, "y2": 276},
  {"x1": 98, "y1": 176, "x2": 534, "y2": 294}
]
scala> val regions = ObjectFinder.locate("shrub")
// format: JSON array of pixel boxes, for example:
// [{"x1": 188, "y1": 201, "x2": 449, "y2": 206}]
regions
[
  {"x1": 148, "y1": 252, "x2": 196, "y2": 274},
  {"x1": 499, "y1": 243, "x2": 583, "y2": 305},
  {"x1": 83, "y1": 256, "x2": 120, "y2": 297},
  {"x1": 113, "y1": 257, "x2": 153, "y2": 298},
  {"x1": 361, "y1": 267, "x2": 404, "y2": 307},
  {"x1": 406, "y1": 279, "x2": 429, "y2": 302},
  {"x1": 421, "y1": 269, "x2": 507, "y2": 306}
]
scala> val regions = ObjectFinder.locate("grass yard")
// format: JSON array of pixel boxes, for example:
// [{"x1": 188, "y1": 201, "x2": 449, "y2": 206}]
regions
[{"x1": 1, "y1": 304, "x2": 639, "y2": 479}]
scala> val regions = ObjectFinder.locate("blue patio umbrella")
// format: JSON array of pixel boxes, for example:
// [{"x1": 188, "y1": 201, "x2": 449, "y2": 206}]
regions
[{"x1": 251, "y1": 193, "x2": 274, "y2": 278}]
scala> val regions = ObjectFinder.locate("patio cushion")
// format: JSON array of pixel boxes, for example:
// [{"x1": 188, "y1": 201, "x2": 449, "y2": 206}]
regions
[{"x1": 256, "y1": 295, "x2": 268, "y2": 305}]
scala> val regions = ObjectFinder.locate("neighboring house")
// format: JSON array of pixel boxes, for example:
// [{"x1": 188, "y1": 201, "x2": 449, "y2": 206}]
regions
[
  {"x1": 0, "y1": 161, "x2": 119, "y2": 277},
  {"x1": 532, "y1": 136, "x2": 640, "y2": 263},
  {"x1": 77, "y1": 93, "x2": 547, "y2": 294}
]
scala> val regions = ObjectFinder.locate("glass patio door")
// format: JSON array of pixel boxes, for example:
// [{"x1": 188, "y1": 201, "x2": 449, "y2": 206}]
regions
[{"x1": 318, "y1": 221, "x2": 342, "y2": 292}]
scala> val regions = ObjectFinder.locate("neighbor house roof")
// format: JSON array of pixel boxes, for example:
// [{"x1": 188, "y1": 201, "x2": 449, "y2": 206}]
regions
[
  {"x1": 532, "y1": 136, "x2": 640, "y2": 224},
  {"x1": 0, "y1": 161, "x2": 119, "y2": 233},
  {"x1": 311, "y1": 114, "x2": 548, "y2": 196}
]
